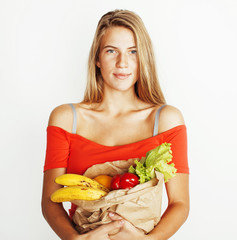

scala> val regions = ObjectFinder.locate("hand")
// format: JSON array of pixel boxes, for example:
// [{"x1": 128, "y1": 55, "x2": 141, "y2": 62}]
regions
[
  {"x1": 108, "y1": 212, "x2": 148, "y2": 240},
  {"x1": 78, "y1": 219, "x2": 124, "y2": 240}
]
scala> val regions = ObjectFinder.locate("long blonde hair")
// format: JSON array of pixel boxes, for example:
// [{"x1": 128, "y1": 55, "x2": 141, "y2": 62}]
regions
[{"x1": 82, "y1": 9, "x2": 166, "y2": 105}]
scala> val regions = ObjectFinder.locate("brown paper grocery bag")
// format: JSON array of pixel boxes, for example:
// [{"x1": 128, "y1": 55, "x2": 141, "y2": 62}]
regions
[{"x1": 72, "y1": 159, "x2": 164, "y2": 234}]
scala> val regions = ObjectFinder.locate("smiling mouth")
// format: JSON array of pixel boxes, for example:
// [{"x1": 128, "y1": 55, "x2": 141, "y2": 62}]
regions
[{"x1": 113, "y1": 73, "x2": 131, "y2": 80}]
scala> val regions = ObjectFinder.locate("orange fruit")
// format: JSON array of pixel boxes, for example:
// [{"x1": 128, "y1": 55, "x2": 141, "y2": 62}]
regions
[{"x1": 94, "y1": 175, "x2": 113, "y2": 190}]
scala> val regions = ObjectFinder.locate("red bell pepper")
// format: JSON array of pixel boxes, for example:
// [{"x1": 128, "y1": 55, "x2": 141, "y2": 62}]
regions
[{"x1": 111, "y1": 173, "x2": 139, "y2": 190}]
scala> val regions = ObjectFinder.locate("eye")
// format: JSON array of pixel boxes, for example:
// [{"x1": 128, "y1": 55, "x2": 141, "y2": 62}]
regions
[
  {"x1": 107, "y1": 49, "x2": 116, "y2": 54},
  {"x1": 130, "y1": 50, "x2": 137, "y2": 54}
]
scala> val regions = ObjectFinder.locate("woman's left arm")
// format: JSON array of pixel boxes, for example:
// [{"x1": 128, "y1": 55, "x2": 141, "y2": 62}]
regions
[
  {"x1": 147, "y1": 105, "x2": 190, "y2": 239},
  {"x1": 147, "y1": 173, "x2": 190, "y2": 240}
]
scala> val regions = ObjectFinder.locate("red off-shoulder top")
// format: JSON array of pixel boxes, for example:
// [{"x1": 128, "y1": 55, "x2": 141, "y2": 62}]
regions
[{"x1": 43, "y1": 122, "x2": 189, "y2": 218}]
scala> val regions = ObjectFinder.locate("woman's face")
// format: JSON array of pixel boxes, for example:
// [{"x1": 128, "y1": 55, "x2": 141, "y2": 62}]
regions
[{"x1": 97, "y1": 26, "x2": 138, "y2": 93}]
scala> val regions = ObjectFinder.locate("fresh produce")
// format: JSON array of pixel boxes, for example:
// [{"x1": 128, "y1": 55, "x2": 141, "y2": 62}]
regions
[
  {"x1": 55, "y1": 174, "x2": 109, "y2": 192},
  {"x1": 111, "y1": 174, "x2": 121, "y2": 190},
  {"x1": 128, "y1": 142, "x2": 177, "y2": 183},
  {"x1": 93, "y1": 175, "x2": 113, "y2": 190},
  {"x1": 111, "y1": 172, "x2": 139, "y2": 190},
  {"x1": 51, "y1": 186, "x2": 107, "y2": 202},
  {"x1": 51, "y1": 174, "x2": 110, "y2": 203}
]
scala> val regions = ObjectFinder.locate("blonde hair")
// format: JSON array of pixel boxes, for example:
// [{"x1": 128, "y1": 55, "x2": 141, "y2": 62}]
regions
[{"x1": 82, "y1": 9, "x2": 166, "y2": 105}]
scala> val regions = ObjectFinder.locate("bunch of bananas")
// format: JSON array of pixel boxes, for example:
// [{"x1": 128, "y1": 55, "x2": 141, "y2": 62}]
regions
[{"x1": 51, "y1": 174, "x2": 109, "y2": 202}]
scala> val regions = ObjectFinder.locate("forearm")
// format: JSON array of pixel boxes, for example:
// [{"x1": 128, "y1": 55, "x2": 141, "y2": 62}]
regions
[
  {"x1": 147, "y1": 201, "x2": 189, "y2": 240},
  {"x1": 42, "y1": 200, "x2": 80, "y2": 240}
]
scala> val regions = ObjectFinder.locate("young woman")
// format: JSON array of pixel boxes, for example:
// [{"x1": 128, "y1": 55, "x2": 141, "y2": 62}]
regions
[{"x1": 41, "y1": 10, "x2": 189, "y2": 240}]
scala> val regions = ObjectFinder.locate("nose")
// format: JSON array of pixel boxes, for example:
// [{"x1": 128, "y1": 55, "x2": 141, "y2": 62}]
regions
[{"x1": 116, "y1": 53, "x2": 128, "y2": 68}]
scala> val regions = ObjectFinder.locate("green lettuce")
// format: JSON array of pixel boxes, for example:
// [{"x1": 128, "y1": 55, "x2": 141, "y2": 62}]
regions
[{"x1": 128, "y1": 143, "x2": 177, "y2": 183}]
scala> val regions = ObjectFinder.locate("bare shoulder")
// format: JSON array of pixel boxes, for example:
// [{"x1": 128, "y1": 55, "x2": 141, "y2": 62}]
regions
[
  {"x1": 48, "y1": 104, "x2": 74, "y2": 132},
  {"x1": 158, "y1": 105, "x2": 185, "y2": 134}
]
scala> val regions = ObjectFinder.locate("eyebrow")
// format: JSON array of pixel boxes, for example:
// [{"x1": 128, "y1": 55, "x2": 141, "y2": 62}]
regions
[{"x1": 103, "y1": 45, "x2": 137, "y2": 49}]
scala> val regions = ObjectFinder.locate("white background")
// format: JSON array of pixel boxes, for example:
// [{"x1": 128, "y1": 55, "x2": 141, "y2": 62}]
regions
[{"x1": 1, "y1": 0, "x2": 237, "y2": 239}]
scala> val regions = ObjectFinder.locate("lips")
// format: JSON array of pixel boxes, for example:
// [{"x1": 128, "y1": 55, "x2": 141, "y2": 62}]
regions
[{"x1": 113, "y1": 73, "x2": 131, "y2": 80}]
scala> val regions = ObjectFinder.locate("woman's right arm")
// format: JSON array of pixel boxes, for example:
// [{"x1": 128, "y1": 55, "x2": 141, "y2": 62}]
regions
[
  {"x1": 41, "y1": 167, "x2": 82, "y2": 240},
  {"x1": 42, "y1": 105, "x2": 80, "y2": 239}
]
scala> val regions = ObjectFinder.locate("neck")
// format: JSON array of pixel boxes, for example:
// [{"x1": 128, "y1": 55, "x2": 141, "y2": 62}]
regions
[{"x1": 97, "y1": 88, "x2": 143, "y2": 114}]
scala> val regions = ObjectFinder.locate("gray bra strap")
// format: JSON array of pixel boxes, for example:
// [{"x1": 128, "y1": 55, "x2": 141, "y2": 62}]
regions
[
  {"x1": 153, "y1": 104, "x2": 166, "y2": 136},
  {"x1": 69, "y1": 103, "x2": 77, "y2": 134}
]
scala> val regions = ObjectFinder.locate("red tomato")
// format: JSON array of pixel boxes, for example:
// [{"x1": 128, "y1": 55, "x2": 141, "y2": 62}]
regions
[
  {"x1": 120, "y1": 173, "x2": 139, "y2": 189},
  {"x1": 111, "y1": 174, "x2": 121, "y2": 190}
]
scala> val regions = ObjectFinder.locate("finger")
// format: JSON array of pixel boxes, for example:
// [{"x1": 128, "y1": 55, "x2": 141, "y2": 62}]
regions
[
  {"x1": 101, "y1": 219, "x2": 124, "y2": 234},
  {"x1": 108, "y1": 212, "x2": 123, "y2": 221}
]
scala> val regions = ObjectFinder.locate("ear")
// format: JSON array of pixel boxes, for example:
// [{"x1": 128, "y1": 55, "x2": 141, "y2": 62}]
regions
[{"x1": 96, "y1": 59, "x2": 101, "y2": 68}]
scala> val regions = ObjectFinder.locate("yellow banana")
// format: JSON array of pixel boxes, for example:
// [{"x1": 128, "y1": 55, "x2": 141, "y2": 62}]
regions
[
  {"x1": 55, "y1": 174, "x2": 109, "y2": 192},
  {"x1": 51, "y1": 186, "x2": 107, "y2": 202}
]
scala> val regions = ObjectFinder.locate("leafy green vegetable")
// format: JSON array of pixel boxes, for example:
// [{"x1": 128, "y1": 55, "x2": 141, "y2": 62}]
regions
[{"x1": 128, "y1": 143, "x2": 177, "y2": 183}]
